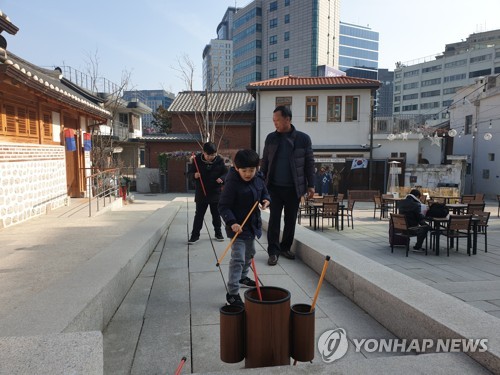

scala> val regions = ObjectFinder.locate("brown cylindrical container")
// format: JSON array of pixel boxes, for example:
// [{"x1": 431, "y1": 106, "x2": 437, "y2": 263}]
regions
[
  {"x1": 290, "y1": 303, "x2": 315, "y2": 362},
  {"x1": 244, "y1": 286, "x2": 291, "y2": 368},
  {"x1": 220, "y1": 305, "x2": 245, "y2": 363}
]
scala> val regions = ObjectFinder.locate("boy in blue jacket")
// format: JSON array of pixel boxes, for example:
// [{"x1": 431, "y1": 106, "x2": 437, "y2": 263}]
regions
[{"x1": 218, "y1": 149, "x2": 270, "y2": 307}]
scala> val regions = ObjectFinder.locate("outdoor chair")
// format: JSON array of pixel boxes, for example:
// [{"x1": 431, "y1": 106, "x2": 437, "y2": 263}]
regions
[
  {"x1": 390, "y1": 213, "x2": 428, "y2": 257},
  {"x1": 442, "y1": 214, "x2": 472, "y2": 256},
  {"x1": 460, "y1": 194, "x2": 476, "y2": 204},
  {"x1": 322, "y1": 195, "x2": 335, "y2": 203},
  {"x1": 474, "y1": 193, "x2": 485, "y2": 202},
  {"x1": 342, "y1": 199, "x2": 356, "y2": 229},
  {"x1": 474, "y1": 211, "x2": 490, "y2": 253},
  {"x1": 497, "y1": 194, "x2": 500, "y2": 217},
  {"x1": 466, "y1": 202, "x2": 485, "y2": 215},
  {"x1": 373, "y1": 195, "x2": 389, "y2": 220},
  {"x1": 381, "y1": 194, "x2": 395, "y2": 214},
  {"x1": 336, "y1": 193, "x2": 344, "y2": 203},
  {"x1": 318, "y1": 202, "x2": 339, "y2": 231},
  {"x1": 297, "y1": 195, "x2": 314, "y2": 226}
]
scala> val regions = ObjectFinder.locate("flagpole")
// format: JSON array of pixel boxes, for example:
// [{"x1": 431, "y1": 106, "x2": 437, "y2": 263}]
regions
[{"x1": 368, "y1": 88, "x2": 376, "y2": 190}]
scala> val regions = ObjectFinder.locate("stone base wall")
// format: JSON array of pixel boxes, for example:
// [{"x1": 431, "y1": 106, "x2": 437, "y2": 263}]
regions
[{"x1": 0, "y1": 143, "x2": 68, "y2": 228}]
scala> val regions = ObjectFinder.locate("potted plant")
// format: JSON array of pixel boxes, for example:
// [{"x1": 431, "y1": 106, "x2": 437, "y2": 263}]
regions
[{"x1": 148, "y1": 170, "x2": 160, "y2": 193}]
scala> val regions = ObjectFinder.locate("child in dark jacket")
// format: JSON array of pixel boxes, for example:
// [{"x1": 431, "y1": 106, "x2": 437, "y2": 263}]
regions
[{"x1": 218, "y1": 149, "x2": 270, "y2": 307}]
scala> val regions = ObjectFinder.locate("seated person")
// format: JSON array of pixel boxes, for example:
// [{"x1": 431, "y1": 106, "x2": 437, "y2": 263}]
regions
[{"x1": 398, "y1": 189, "x2": 430, "y2": 251}]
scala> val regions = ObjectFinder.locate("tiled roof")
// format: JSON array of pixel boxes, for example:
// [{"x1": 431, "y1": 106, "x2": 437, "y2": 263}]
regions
[
  {"x1": 246, "y1": 75, "x2": 381, "y2": 91},
  {"x1": 168, "y1": 91, "x2": 255, "y2": 113},
  {"x1": 0, "y1": 51, "x2": 111, "y2": 118},
  {"x1": 137, "y1": 133, "x2": 202, "y2": 142}
]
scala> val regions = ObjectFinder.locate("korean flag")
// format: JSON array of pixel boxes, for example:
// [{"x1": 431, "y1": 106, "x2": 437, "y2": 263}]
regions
[{"x1": 351, "y1": 158, "x2": 368, "y2": 170}]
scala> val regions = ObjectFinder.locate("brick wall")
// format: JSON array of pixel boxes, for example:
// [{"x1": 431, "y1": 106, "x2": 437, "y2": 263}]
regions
[{"x1": 0, "y1": 143, "x2": 67, "y2": 228}]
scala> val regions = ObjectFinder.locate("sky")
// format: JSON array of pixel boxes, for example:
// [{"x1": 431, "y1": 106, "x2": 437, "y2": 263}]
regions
[{"x1": 3, "y1": 0, "x2": 500, "y2": 95}]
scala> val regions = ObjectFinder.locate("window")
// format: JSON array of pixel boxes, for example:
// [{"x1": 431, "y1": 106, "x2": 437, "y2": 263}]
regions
[
  {"x1": 284, "y1": 31, "x2": 290, "y2": 41},
  {"x1": 283, "y1": 66, "x2": 289, "y2": 75},
  {"x1": 270, "y1": 18, "x2": 278, "y2": 28},
  {"x1": 284, "y1": 14, "x2": 290, "y2": 24},
  {"x1": 305, "y1": 96, "x2": 318, "y2": 122},
  {"x1": 269, "y1": 35, "x2": 277, "y2": 45},
  {"x1": 269, "y1": 68, "x2": 277, "y2": 78},
  {"x1": 327, "y1": 96, "x2": 342, "y2": 122},
  {"x1": 421, "y1": 65, "x2": 442, "y2": 73},
  {"x1": 285, "y1": 0, "x2": 290, "y2": 5},
  {"x1": 482, "y1": 169, "x2": 490, "y2": 179},
  {"x1": 276, "y1": 96, "x2": 292, "y2": 108},
  {"x1": 488, "y1": 153, "x2": 495, "y2": 161},
  {"x1": 345, "y1": 96, "x2": 359, "y2": 121},
  {"x1": 269, "y1": 1, "x2": 277, "y2": 11},
  {"x1": 2, "y1": 102, "x2": 38, "y2": 138},
  {"x1": 465, "y1": 115, "x2": 472, "y2": 135},
  {"x1": 377, "y1": 120, "x2": 387, "y2": 131},
  {"x1": 403, "y1": 69, "x2": 419, "y2": 77},
  {"x1": 269, "y1": 52, "x2": 277, "y2": 62},
  {"x1": 284, "y1": 48, "x2": 289, "y2": 58}
]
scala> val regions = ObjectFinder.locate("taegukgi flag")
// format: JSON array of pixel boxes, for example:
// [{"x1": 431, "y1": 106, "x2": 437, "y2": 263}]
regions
[{"x1": 351, "y1": 158, "x2": 368, "y2": 170}]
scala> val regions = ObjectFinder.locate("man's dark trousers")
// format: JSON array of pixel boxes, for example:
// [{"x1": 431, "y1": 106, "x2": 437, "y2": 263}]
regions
[
  {"x1": 267, "y1": 186, "x2": 300, "y2": 256},
  {"x1": 192, "y1": 201, "x2": 222, "y2": 236}
]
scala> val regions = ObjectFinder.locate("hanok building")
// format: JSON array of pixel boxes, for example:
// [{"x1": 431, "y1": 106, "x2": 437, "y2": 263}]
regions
[
  {"x1": 139, "y1": 90, "x2": 255, "y2": 193},
  {"x1": 0, "y1": 11, "x2": 111, "y2": 228}
]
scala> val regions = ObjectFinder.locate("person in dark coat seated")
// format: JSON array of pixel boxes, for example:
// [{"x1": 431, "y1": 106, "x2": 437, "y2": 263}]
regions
[{"x1": 398, "y1": 189, "x2": 429, "y2": 251}]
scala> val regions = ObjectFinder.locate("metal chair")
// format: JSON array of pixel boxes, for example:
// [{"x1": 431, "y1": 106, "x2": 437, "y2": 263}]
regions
[
  {"x1": 466, "y1": 202, "x2": 485, "y2": 215},
  {"x1": 460, "y1": 195, "x2": 476, "y2": 204},
  {"x1": 318, "y1": 202, "x2": 339, "y2": 231},
  {"x1": 442, "y1": 214, "x2": 472, "y2": 256},
  {"x1": 373, "y1": 195, "x2": 389, "y2": 220},
  {"x1": 390, "y1": 213, "x2": 428, "y2": 257},
  {"x1": 474, "y1": 211, "x2": 490, "y2": 252},
  {"x1": 297, "y1": 195, "x2": 314, "y2": 226},
  {"x1": 342, "y1": 199, "x2": 356, "y2": 229}
]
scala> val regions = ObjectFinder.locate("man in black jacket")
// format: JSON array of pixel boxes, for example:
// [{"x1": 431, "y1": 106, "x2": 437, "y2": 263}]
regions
[
  {"x1": 261, "y1": 106, "x2": 315, "y2": 265},
  {"x1": 187, "y1": 142, "x2": 227, "y2": 244},
  {"x1": 398, "y1": 189, "x2": 429, "y2": 251}
]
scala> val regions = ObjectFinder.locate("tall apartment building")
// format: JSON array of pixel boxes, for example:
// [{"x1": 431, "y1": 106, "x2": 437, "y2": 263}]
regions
[
  {"x1": 122, "y1": 90, "x2": 175, "y2": 132},
  {"x1": 232, "y1": 0, "x2": 340, "y2": 89},
  {"x1": 203, "y1": 7, "x2": 238, "y2": 91},
  {"x1": 338, "y1": 21, "x2": 379, "y2": 80},
  {"x1": 393, "y1": 29, "x2": 500, "y2": 119}
]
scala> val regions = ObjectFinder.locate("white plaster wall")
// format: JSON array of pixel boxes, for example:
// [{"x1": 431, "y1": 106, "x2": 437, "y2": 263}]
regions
[{"x1": 255, "y1": 88, "x2": 373, "y2": 155}]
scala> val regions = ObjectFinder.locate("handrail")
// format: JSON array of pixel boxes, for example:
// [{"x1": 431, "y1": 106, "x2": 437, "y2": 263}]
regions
[{"x1": 84, "y1": 168, "x2": 120, "y2": 217}]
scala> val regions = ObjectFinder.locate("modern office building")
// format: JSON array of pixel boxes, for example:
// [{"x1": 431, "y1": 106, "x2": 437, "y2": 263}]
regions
[
  {"x1": 203, "y1": 39, "x2": 234, "y2": 91},
  {"x1": 232, "y1": 0, "x2": 340, "y2": 89},
  {"x1": 338, "y1": 21, "x2": 379, "y2": 80},
  {"x1": 203, "y1": 7, "x2": 238, "y2": 91},
  {"x1": 393, "y1": 29, "x2": 500, "y2": 119},
  {"x1": 122, "y1": 90, "x2": 175, "y2": 132},
  {"x1": 375, "y1": 68, "x2": 394, "y2": 117}
]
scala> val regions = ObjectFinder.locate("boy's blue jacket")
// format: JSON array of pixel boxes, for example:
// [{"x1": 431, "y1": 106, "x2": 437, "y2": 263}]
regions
[{"x1": 218, "y1": 168, "x2": 270, "y2": 240}]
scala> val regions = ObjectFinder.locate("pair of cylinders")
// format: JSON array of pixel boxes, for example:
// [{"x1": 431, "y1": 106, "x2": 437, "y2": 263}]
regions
[{"x1": 220, "y1": 286, "x2": 315, "y2": 368}]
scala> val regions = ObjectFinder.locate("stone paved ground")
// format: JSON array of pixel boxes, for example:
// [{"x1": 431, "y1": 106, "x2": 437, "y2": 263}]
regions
[{"x1": 300, "y1": 200, "x2": 500, "y2": 319}]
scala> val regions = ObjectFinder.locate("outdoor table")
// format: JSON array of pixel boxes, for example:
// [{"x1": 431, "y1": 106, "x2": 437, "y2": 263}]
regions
[
  {"x1": 425, "y1": 216, "x2": 479, "y2": 256},
  {"x1": 382, "y1": 197, "x2": 404, "y2": 214},
  {"x1": 446, "y1": 203, "x2": 467, "y2": 215},
  {"x1": 430, "y1": 196, "x2": 460, "y2": 204}
]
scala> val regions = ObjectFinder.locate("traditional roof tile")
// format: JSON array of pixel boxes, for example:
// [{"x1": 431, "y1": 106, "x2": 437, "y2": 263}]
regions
[
  {"x1": 246, "y1": 75, "x2": 381, "y2": 92},
  {"x1": 168, "y1": 91, "x2": 254, "y2": 113},
  {"x1": 0, "y1": 51, "x2": 111, "y2": 118}
]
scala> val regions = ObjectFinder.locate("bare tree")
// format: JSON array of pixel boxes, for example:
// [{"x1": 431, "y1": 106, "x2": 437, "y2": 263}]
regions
[
  {"x1": 84, "y1": 51, "x2": 133, "y2": 172},
  {"x1": 171, "y1": 54, "x2": 236, "y2": 151}
]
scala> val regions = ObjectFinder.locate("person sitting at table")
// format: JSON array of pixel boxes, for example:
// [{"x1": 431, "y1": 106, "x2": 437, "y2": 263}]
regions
[{"x1": 398, "y1": 189, "x2": 430, "y2": 252}]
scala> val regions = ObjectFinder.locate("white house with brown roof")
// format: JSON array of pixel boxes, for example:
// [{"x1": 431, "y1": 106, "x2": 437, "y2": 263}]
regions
[{"x1": 247, "y1": 75, "x2": 381, "y2": 156}]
